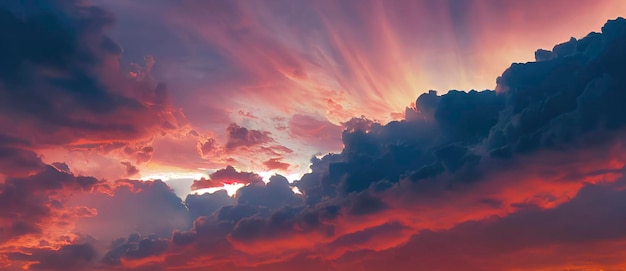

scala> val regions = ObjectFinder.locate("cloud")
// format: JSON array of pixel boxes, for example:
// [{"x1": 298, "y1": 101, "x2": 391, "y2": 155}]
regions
[
  {"x1": 0, "y1": 134, "x2": 45, "y2": 178},
  {"x1": 199, "y1": 138, "x2": 217, "y2": 156},
  {"x1": 287, "y1": 114, "x2": 343, "y2": 151},
  {"x1": 225, "y1": 124, "x2": 273, "y2": 151},
  {"x1": 6, "y1": 243, "x2": 98, "y2": 271},
  {"x1": 185, "y1": 190, "x2": 235, "y2": 220},
  {"x1": 235, "y1": 175, "x2": 303, "y2": 210},
  {"x1": 0, "y1": 0, "x2": 193, "y2": 184},
  {"x1": 262, "y1": 158, "x2": 290, "y2": 171},
  {"x1": 336, "y1": 178, "x2": 626, "y2": 271},
  {"x1": 121, "y1": 162, "x2": 140, "y2": 176},
  {"x1": 69, "y1": 180, "x2": 190, "y2": 242},
  {"x1": 0, "y1": 1, "x2": 173, "y2": 146},
  {"x1": 191, "y1": 166, "x2": 263, "y2": 190},
  {"x1": 103, "y1": 233, "x2": 169, "y2": 266},
  {"x1": 0, "y1": 164, "x2": 100, "y2": 244},
  {"x1": 488, "y1": 18, "x2": 626, "y2": 156}
]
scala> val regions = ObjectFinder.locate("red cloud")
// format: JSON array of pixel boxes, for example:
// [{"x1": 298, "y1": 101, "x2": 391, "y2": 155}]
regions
[
  {"x1": 192, "y1": 166, "x2": 263, "y2": 190},
  {"x1": 262, "y1": 158, "x2": 290, "y2": 171},
  {"x1": 225, "y1": 124, "x2": 273, "y2": 151}
]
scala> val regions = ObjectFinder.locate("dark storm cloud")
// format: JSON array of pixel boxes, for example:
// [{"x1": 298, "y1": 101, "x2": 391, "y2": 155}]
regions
[
  {"x1": 0, "y1": 135, "x2": 105, "y2": 248},
  {"x1": 344, "y1": 191, "x2": 387, "y2": 216},
  {"x1": 103, "y1": 233, "x2": 169, "y2": 266},
  {"x1": 7, "y1": 243, "x2": 98, "y2": 271},
  {"x1": 0, "y1": 134, "x2": 45, "y2": 177},
  {"x1": 215, "y1": 204, "x2": 271, "y2": 224},
  {"x1": 488, "y1": 18, "x2": 626, "y2": 156},
  {"x1": 0, "y1": 164, "x2": 99, "y2": 242},
  {"x1": 235, "y1": 175, "x2": 303, "y2": 209},
  {"x1": 433, "y1": 90, "x2": 505, "y2": 144},
  {"x1": 168, "y1": 216, "x2": 238, "y2": 269},
  {"x1": 225, "y1": 123, "x2": 274, "y2": 151},
  {"x1": 295, "y1": 113, "x2": 441, "y2": 198},
  {"x1": 229, "y1": 204, "x2": 337, "y2": 243},
  {"x1": 185, "y1": 190, "x2": 235, "y2": 220},
  {"x1": 0, "y1": 0, "x2": 172, "y2": 147}
]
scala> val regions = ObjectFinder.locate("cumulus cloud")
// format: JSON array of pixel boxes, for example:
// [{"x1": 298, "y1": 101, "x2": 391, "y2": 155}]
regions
[
  {"x1": 235, "y1": 175, "x2": 303, "y2": 209},
  {"x1": 0, "y1": 164, "x2": 100, "y2": 244},
  {"x1": 185, "y1": 190, "x2": 235, "y2": 220},
  {"x1": 0, "y1": 0, "x2": 180, "y2": 158},
  {"x1": 0, "y1": 0, "x2": 198, "y2": 186}
]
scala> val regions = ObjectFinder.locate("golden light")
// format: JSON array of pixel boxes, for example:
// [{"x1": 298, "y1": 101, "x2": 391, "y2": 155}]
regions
[
  {"x1": 139, "y1": 163, "x2": 208, "y2": 181},
  {"x1": 291, "y1": 186, "x2": 303, "y2": 195},
  {"x1": 191, "y1": 183, "x2": 245, "y2": 197},
  {"x1": 257, "y1": 171, "x2": 303, "y2": 183}
]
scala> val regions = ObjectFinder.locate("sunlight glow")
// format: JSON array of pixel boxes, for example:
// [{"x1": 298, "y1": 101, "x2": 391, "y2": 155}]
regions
[
  {"x1": 257, "y1": 171, "x2": 274, "y2": 184},
  {"x1": 191, "y1": 183, "x2": 246, "y2": 197},
  {"x1": 257, "y1": 171, "x2": 303, "y2": 183},
  {"x1": 140, "y1": 173, "x2": 206, "y2": 182},
  {"x1": 139, "y1": 163, "x2": 207, "y2": 182},
  {"x1": 139, "y1": 166, "x2": 306, "y2": 198},
  {"x1": 291, "y1": 186, "x2": 302, "y2": 195}
]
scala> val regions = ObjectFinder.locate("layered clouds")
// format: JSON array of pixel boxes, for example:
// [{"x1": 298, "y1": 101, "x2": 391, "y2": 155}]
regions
[
  {"x1": 3, "y1": 0, "x2": 626, "y2": 271},
  {"x1": 91, "y1": 0, "x2": 626, "y2": 177},
  {"x1": 122, "y1": 17, "x2": 626, "y2": 270}
]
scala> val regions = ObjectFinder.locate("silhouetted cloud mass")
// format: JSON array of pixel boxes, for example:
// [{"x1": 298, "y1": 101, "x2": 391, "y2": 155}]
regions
[{"x1": 0, "y1": 0, "x2": 175, "y2": 149}]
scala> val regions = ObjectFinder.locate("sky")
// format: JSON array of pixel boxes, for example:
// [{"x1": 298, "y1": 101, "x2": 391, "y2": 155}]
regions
[{"x1": 1, "y1": 0, "x2": 626, "y2": 270}]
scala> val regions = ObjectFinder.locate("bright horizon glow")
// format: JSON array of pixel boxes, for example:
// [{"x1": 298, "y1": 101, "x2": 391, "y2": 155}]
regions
[
  {"x1": 139, "y1": 167, "x2": 308, "y2": 198},
  {"x1": 191, "y1": 183, "x2": 246, "y2": 197},
  {"x1": 187, "y1": 171, "x2": 306, "y2": 197},
  {"x1": 291, "y1": 186, "x2": 303, "y2": 195},
  {"x1": 139, "y1": 163, "x2": 208, "y2": 182}
]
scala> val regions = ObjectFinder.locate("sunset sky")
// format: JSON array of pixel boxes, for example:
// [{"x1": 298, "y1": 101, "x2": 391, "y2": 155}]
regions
[{"x1": 2, "y1": 0, "x2": 626, "y2": 270}]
